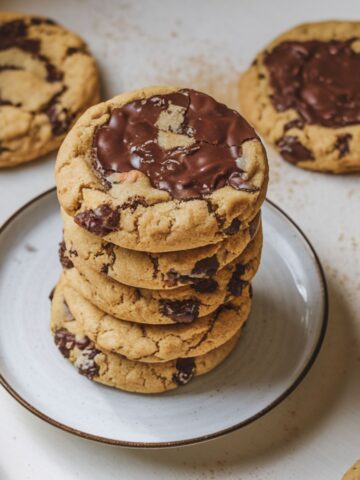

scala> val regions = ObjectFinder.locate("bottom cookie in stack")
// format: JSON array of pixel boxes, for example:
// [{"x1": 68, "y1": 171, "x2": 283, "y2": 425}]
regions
[{"x1": 50, "y1": 278, "x2": 251, "y2": 394}]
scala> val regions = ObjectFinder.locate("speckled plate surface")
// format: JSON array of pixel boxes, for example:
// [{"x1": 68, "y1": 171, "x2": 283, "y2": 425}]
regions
[{"x1": 0, "y1": 189, "x2": 327, "y2": 447}]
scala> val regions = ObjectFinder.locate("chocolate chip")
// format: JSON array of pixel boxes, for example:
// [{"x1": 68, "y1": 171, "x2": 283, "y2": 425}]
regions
[
  {"x1": 58, "y1": 240, "x2": 74, "y2": 269},
  {"x1": 160, "y1": 299, "x2": 200, "y2": 323},
  {"x1": 100, "y1": 264, "x2": 109, "y2": 274},
  {"x1": 191, "y1": 278, "x2": 218, "y2": 293},
  {"x1": 30, "y1": 17, "x2": 57, "y2": 26},
  {"x1": 66, "y1": 46, "x2": 86, "y2": 56},
  {"x1": 165, "y1": 270, "x2": 190, "y2": 287},
  {"x1": 192, "y1": 255, "x2": 219, "y2": 277},
  {"x1": 228, "y1": 172, "x2": 259, "y2": 192},
  {"x1": 49, "y1": 286, "x2": 55, "y2": 301},
  {"x1": 283, "y1": 118, "x2": 304, "y2": 131},
  {"x1": 276, "y1": 136, "x2": 313, "y2": 164},
  {"x1": 172, "y1": 358, "x2": 196, "y2": 386},
  {"x1": 43, "y1": 60, "x2": 63, "y2": 82},
  {"x1": 54, "y1": 327, "x2": 100, "y2": 379},
  {"x1": 0, "y1": 64, "x2": 22, "y2": 72},
  {"x1": 149, "y1": 255, "x2": 159, "y2": 279},
  {"x1": 335, "y1": 134, "x2": 352, "y2": 158},
  {"x1": 76, "y1": 347, "x2": 100, "y2": 380},
  {"x1": 54, "y1": 327, "x2": 76, "y2": 358},
  {"x1": 120, "y1": 196, "x2": 148, "y2": 212},
  {"x1": 228, "y1": 263, "x2": 248, "y2": 296},
  {"x1": 45, "y1": 103, "x2": 73, "y2": 135},
  {"x1": 74, "y1": 205, "x2": 120, "y2": 236},
  {"x1": 224, "y1": 218, "x2": 241, "y2": 236}
]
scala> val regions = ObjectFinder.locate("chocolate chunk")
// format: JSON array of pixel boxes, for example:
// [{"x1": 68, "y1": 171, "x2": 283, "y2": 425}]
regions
[
  {"x1": 43, "y1": 59, "x2": 63, "y2": 82},
  {"x1": 0, "y1": 65, "x2": 22, "y2": 72},
  {"x1": 160, "y1": 299, "x2": 200, "y2": 323},
  {"x1": 66, "y1": 46, "x2": 85, "y2": 56},
  {"x1": 100, "y1": 264, "x2": 109, "y2": 274},
  {"x1": 172, "y1": 358, "x2": 196, "y2": 386},
  {"x1": 120, "y1": 196, "x2": 148, "y2": 212},
  {"x1": 224, "y1": 218, "x2": 241, "y2": 236},
  {"x1": 49, "y1": 286, "x2": 55, "y2": 301},
  {"x1": 335, "y1": 134, "x2": 352, "y2": 158},
  {"x1": 92, "y1": 89, "x2": 258, "y2": 200},
  {"x1": 191, "y1": 278, "x2": 218, "y2": 293},
  {"x1": 165, "y1": 270, "x2": 191, "y2": 287},
  {"x1": 54, "y1": 327, "x2": 75, "y2": 358},
  {"x1": 54, "y1": 327, "x2": 100, "y2": 379},
  {"x1": 149, "y1": 255, "x2": 159, "y2": 279},
  {"x1": 0, "y1": 19, "x2": 39, "y2": 53},
  {"x1": 228, "y1": 263, "x2": 248, "y2": 296},
  {"x1": 76, "y1": 346, "x2": 100, "y2": 380},
  {"x1": 228, "y1": 172, "x2": 259, "y2": 192},
  {"x1": 45, "y1": 101, "x2": 73, "y2": 136},
  {"x1": 74, "y1": 205, "x2": 120, "y2": 236},
  {"x1": 73, "y1": 336, "x2": 100, "y2": 379},
  {"x1": 58, "y1": 240, "x2": 74, "y2": 269},
  {"x1": 192, "y1": 255, "x2": 219, "y2": 277},
  {"x1": 276, "y1": 136, "x2": 313, "y2": 164},
  {"x1": 30, "y1": 17, "x2": 57, "y2": 26},
  {"x1": 283, "y1": 118, "x2": 304, "y2": 131},
  {"x1": 264, "y1": 39, "x2": 360, "y2": 127}
]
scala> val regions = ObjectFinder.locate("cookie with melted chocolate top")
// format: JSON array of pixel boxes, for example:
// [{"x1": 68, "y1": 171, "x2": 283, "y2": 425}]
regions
[
  {"x1": 0, "y1": 11, "x2": 100, "y2": 167},
  {"x1": 239, "y1": 21, "x2": 360, "y2": 173},
  {"x1": 56, "y1": 86, "x2": 268, "y2": 252},
  {"x1": 50, "y1": 278, "x2": 242, "y2": 394}
]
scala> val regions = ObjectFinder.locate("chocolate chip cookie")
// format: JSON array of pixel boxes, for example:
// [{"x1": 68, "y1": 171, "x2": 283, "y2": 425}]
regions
[
  {"x1": 51, "y1": 279, "x2": 241, "y2": 393},
  {"x1": 0, "y1": 12, "x2": 100, "y2": 167},
  {"x1": 343, "y1": 461, "x2": 360, "y2": 480},
  {"x1": 239, "y1": 21, "x2": 360, "y2": 173},
  {"x1": 61, "y1": 207, "x2": 261, "y2": 289},
  {"x1": 61, "y1": 278, "x2": 251, "y2": 363},
  {"x1": 61, "y1": 225, "x2": 262, "y2": 324},
  {"x1": 56, "y1": 86, "x2": 268, "y2": 252}
]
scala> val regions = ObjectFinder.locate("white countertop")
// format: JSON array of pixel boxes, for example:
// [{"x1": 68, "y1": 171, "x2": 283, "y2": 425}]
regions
[{"x1": 1, "y1": 1, "x2": 360, "y2": 478}]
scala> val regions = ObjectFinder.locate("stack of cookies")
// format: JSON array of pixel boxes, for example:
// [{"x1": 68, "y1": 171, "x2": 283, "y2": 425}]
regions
[{"x1": 52, "y1": 87, "x2": 269, "y2": 394}]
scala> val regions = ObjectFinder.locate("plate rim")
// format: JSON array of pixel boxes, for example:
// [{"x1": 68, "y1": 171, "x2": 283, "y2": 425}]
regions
[{"x1": 0, "y1": 187, "x2": 328, "y2": 449}]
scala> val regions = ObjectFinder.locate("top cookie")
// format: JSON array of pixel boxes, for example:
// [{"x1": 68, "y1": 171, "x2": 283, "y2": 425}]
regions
[
  {"x1": 56, "y1": 86, "x2": 268, "y2": 252},
  {"x1": 239, "y1": 21, "x2": 360, "y2": 173},
  {"x1": 0, "y1": 12, "x2": 100, "y2": 167}
]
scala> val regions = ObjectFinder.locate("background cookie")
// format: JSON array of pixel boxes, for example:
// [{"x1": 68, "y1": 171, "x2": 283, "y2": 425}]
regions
[
  {"x1": 0, "y1": 11, "x2": 100, "y2": 167},
  {"x1": 51, "y1": 279, "x2": 241, "y2": 394},
  {"x1": 343, "y1": 461, "x2": 360, "y2": 480},
  {"x1": 62, "y1": 208, "x2": 261, "y2": 289},
  {"x1": 56, "y1": 86, "x2": 268, "y2": 252},
  {"x1": 239, "y1": 21, "x2": 360, "y2": 173}
]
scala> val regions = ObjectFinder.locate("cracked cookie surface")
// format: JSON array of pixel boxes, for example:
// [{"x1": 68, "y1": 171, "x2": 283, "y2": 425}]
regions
[
  {"x1": 51, "y1": 279, "x2": 240, "y2": 393},
  {"x1": 239, "y1": 21, "x2": 360, "y2": 173},
  {"x1": 61, "y1": 224, "x2": 262, "y2": 324},
  {"x1": 0, "y1": 11, "x2": 100, "y2": 167},
  {"x1": 61, "y1": 278, "x2": 251, "y2": 363},
  {"x1": 62, "y1": 207, "x2": 261, "y2": 289},
  {"x1": 56, "y1": 86, "x2": 268, "y2": 252}
]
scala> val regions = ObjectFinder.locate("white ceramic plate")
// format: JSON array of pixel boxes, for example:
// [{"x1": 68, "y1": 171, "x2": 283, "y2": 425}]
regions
[{"x1": 0, "y1": 189, "x2": 327, "y2": 447}]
